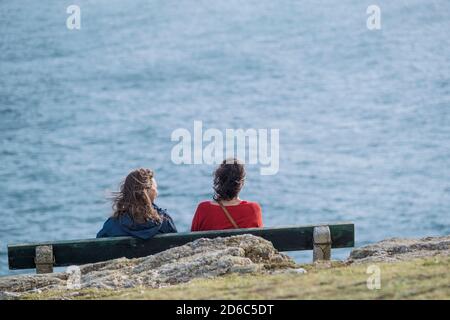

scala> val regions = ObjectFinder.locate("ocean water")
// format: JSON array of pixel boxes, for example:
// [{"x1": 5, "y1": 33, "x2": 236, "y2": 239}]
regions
[{"x1": 1, "y1": 0, "x2": 449, "y2": 275}]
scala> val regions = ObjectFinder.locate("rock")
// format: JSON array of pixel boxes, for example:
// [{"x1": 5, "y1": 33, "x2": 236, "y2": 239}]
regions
[
  {"x1": 313, "y1": 260, "x2": 333, "y2": 269},
  {"x1": 0, "y1": 273, "x2": 67, "y2": 293},
  {"x1": 313, "y1": 260, "x2": 348, "y2": 269},
  {"x1": 272, "y1": 267, "x2": 307, "y2": 275},
  {"x1": 0, "y1": 291, "x2": 21, "y2": 300},
  {"x1": 0, "y1": 235, "x2": 296, "y2": 296},
  {"x1": 348, "y1": 235, "x2": 450, "y2": 264}
]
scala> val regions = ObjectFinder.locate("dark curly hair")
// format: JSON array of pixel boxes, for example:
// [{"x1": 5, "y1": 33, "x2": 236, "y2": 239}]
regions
[
  {"x1": 213, "y1": 158, "x2": 246, "y2": 201},
  {"x1": 112, "y1": 168, "x2": 161, "y2": 224}
]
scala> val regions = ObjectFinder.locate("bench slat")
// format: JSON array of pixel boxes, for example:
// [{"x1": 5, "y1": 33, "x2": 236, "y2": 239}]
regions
[{"x1": 8, "y1": 222, "x2": 354, "y2": 270}]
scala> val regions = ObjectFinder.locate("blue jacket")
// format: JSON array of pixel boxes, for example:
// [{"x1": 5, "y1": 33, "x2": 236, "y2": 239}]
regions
[{"x1": 96, "y1": 204, "x2": 177, "y2": 240}]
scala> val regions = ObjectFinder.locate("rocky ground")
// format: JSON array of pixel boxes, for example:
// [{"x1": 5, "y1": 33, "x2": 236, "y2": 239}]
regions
[
  {"x1": 0, "y1": 235, "x2": 298, "y2": 298},
  {"x1": 348, "y1": 235, "x2": 450, "y2": 264},
  {"x1": 0, "y1": 234, "x2": 449, "y2": 300}
]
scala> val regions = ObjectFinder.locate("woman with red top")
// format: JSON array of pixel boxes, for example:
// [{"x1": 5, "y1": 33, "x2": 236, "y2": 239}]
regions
[{"x1": 191, "y1": 158, "x2": 263, "y2": 231}]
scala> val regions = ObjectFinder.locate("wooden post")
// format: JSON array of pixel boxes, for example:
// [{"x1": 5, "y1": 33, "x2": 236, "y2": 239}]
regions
[
  {"x1": 313, "y1": 226, "x2": 331, "y2": 262},
  {"x1": 35, "y1": 245, "x2": 54, "y2": 274}
]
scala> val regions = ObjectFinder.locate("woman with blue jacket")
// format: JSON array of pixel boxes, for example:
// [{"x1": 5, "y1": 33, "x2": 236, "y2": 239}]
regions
[{"x1": 97, "y1": 168, "x2": 177, "y2": 239}]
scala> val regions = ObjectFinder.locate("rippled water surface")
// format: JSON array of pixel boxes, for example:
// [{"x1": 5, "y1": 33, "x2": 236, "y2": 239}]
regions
[{"x1": 1, "y1": 0, "x2": 449, "y2": 275}]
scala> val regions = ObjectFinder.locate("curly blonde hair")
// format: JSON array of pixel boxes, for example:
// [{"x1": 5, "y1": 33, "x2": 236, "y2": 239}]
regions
[{"x1": 112, "y1": 168, "x2": 161, "y2": 224}]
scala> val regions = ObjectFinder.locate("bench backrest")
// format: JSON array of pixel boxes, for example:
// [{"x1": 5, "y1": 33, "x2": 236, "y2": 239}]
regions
[{"x1": 8, "y1": 222, "x2": 354, "y2": 270}]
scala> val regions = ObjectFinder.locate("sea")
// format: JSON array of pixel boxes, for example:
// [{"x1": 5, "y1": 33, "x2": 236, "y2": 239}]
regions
[{"x1": 1, "y1": 0, "x2": 449, "y2": 275}]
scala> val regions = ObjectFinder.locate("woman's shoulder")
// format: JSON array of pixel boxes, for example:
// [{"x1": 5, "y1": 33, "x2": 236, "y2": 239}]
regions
[
  {"x1": 240, "y1": 200, "x2": 261, "y2": 207},
  {"x1": 153, "y1": 203, "x2": 167, "y2": 213},
  {"x1": 96, "y1": 216, "x2": 120, "y2": 238},
  {"x1": 102, "y1": 216, "x2": 118, "y2": 226},
  {"x1": 239, "y1": 200, "x2": 262, "y2": 213},
  {"x1": 153, "y1": 204, "x2": 173, "y2": 218},
  {"x1": 195, "y1": 200, "x2": 261, "y2": 211},
  {"x1": 197, "y1": 200, "x2": 214, "y2": 208},
  {"x1": 194, "y1": 201, "x2": 215, "y2": 216}
]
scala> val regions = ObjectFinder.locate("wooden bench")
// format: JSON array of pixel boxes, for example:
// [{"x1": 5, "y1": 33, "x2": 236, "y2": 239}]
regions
[{"x1": 8, "y1": 222, "x2": 354, "y2": 273}]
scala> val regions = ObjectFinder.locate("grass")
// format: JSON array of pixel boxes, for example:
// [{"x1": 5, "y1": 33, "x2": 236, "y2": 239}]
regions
[{"x1": 22, "y1": 256, "x2": 450, "y2": 300}]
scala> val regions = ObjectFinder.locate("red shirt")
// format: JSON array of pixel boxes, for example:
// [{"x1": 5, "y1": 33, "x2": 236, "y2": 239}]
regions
[{"x1": 191, "y1": 200, "x2": 263, "y2": 231}]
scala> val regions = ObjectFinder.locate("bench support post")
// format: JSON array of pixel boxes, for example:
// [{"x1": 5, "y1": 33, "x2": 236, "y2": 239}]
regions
[
  {"x1": 313, "y1": 226, "x2": 331, "y2": 262},
  {"x1": 35, "y1": 245, "x2": 54, "y2": 274}
]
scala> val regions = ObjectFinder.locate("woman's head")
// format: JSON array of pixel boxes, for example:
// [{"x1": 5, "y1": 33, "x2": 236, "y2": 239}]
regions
[
  {"x1": 112, "y1": 168, "x2": 161, "y2": 223},
  {"x1": 213, "y1": 158, "x2": 246, "y2": 201}
]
